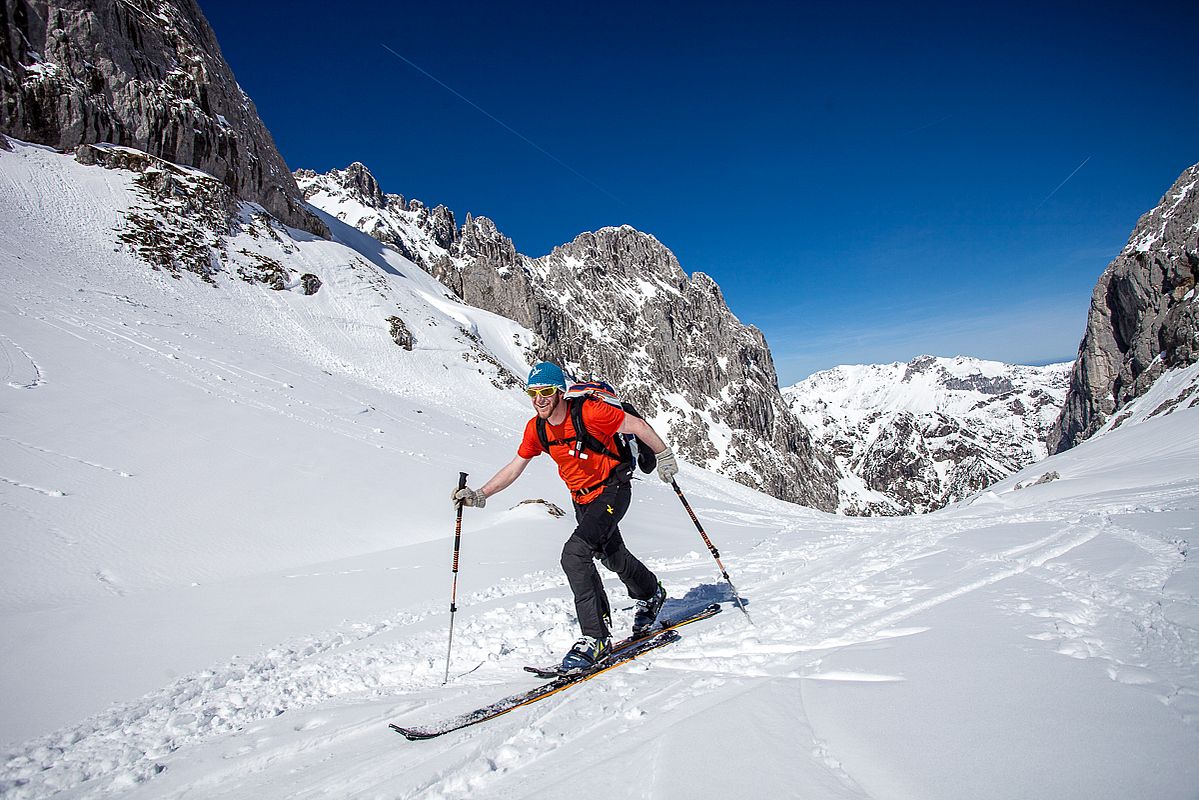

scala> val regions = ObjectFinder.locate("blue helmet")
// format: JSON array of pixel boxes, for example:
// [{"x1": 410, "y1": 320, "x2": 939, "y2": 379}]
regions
[{"x1": 527, "y1": 361, "x2": 567, "y2": 391}]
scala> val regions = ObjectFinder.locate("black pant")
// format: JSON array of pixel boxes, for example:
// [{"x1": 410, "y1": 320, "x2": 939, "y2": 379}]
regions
[{"x1": 560, "y1": 481, "x2": 658, "y2": 640}]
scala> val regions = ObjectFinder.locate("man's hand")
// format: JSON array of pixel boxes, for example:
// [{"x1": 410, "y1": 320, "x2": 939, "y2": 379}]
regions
[
  {"x1": 451, "y1": 486, "x2": 487, "y2": 509},
  {"x1": 655, "y1": 447, "x2": 679, "y2": 483}
]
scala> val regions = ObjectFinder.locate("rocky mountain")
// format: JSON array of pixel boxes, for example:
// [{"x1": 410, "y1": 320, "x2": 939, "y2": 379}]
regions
[
  {"x1": 296, "y1": 164, "x2": 839, "y2": 510},
  {"x1": 1049, "y1": 162, "x2": 1199, "y2": 453},
  {"x1": 785, "y1": 356, "x2": 1072, "y2": 515},
  {"x1": 0, "y1": 0, "x2": 326, "y2": 237}
]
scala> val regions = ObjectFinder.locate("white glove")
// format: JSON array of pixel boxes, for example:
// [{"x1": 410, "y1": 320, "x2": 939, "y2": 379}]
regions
[
  {"x1": 655, "y1": 447, "x2": 679, "y2": 483},
  {"x1": 451, "y1": 486, "x2": 487, "y2": 508}
]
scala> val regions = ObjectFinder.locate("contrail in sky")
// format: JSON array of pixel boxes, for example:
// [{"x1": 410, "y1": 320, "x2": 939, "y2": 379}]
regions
[
  {"x1": 904, "y1": 113, "x2": 954, "y2": 135},
  {"x1": 1036, "y1": 156, "x2": 1092, "y2": 210},
  {"x1": 381, "y1": 44, "x2": 625, "y2": 206}
]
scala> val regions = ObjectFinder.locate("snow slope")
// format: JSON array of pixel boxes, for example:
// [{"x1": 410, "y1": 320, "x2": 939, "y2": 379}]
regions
[{"x1": 2, "y1": 141, "x2": 1198, "y2": 799}]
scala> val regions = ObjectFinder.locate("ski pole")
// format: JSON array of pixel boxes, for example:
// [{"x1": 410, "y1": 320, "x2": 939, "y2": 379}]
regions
[
  {"x1": 443, "y1": 471, "x2": 468, "y2": 684},
  {"x1": 670, "y1": 479, "x2": 753, "y2": 625}
]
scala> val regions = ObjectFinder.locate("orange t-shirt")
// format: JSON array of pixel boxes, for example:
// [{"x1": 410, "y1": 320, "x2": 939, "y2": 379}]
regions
[{"x1": 518, "y1": 400, "x2": 626, "y2": 504}]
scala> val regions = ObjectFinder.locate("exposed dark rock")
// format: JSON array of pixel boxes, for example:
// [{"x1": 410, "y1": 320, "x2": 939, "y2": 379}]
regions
[
  {"x1": 1050, "y1": 163, "x2": 1199, "y2": 453},
  {"x1": 457, "y1": 328, "x2": 523, "y2": 390},
  {"x1": 80, "y1": 143, "x2": 234, "y2": 282},
  {"x1": 79, "y1": 142, "x2": 318, "y2": 292},
  {"x1": 515, "y1": 498, "x2": 566, "y2": 517},
  {"x1": 0, "y1": 0, "x2": 328, "y2": 238},
  {"x1": 944, "y1": 375, "x2": 1015, "y2": 394},
  {"x1": 1015, "y1": 470, "x2": 1060, "y2": 490},
  {"x1": 236, "y1": 250, "x2": 287, "y2": 289},
  {"x1": 386, "y1": 315, "x2": 414, "y2": 350},
  {"x1": 299, "y1": 273, "x2": 321, "y2": 296}
]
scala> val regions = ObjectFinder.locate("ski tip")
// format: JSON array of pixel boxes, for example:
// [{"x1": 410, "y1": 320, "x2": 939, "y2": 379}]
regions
[{"x1": 389, "y1": 723, "x2": 430, "y2": 741}]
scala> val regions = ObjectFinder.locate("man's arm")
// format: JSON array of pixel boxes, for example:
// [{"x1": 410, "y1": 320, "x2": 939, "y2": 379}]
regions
[
  {"x1": 617, "y1": 414, "x2": 667, "y2": 453},
  {"x1": 618, "y1": 413, "x2": 679, "y2": 483},
  {"x1": 479, "y1": 455, "x2": 532, "y2": 499}
]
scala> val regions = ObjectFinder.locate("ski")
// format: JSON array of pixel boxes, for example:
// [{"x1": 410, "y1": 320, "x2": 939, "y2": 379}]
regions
[
  {"x1": 524, "y1": 602, "x2": 721, "y2": 678},
  {"x1": 390, "y1": 629, "x2": 681, "y2": 741}
]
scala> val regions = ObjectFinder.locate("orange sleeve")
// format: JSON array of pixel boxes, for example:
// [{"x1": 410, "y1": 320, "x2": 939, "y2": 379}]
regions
[
  {"x1": 583, "y1": 399, "x2": 625, "y2": 437},
  {"x1": 517, "y1": 417, "x2": 544, "y2": 459}
]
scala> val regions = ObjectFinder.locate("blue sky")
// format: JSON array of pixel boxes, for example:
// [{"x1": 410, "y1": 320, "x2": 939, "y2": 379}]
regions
[{"x1": 201, "y1": 0, "x2": 1198, "y2": 384}]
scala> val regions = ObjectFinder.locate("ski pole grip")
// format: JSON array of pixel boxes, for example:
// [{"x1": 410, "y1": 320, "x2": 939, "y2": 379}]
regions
[{"x1": 458, "y1": 472, "x2": 469, "y2": 490}]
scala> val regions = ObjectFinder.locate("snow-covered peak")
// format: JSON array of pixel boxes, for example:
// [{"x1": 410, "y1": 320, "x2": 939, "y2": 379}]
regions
[
  {"x1": 789, "y1": 355, "x2": 1072, "y2": 425},
  {"x1": 295, "y1": 165, "x2": 461, "y2": 272},
  {"x1": 785, "y1": 355, "x2": 1073, "y2": 514}
]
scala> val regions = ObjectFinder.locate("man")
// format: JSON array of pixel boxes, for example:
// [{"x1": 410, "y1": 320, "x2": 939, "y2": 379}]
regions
[{"x1": 452, "y1": 361, "x2": 680, "y2": 671}]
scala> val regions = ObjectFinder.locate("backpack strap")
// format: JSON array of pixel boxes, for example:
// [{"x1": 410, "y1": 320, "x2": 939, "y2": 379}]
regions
[
  {"x1": 535, "y1": 413, "x2": 573, "y2": 453},
  {"x1": 570, "y1": 397, "x2": 626, "y2": 463},
  {"x1": 535, "y1": 397, "x2": 629, "y2": 465}
]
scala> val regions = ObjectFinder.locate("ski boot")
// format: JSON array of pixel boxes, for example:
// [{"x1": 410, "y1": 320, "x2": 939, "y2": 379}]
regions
[
  {"x1": 559, "y1": 635, "x2": 611, "y2": 673},
  {"x1": 632, "y1": 581, "x2": 667, "y2": 636}
]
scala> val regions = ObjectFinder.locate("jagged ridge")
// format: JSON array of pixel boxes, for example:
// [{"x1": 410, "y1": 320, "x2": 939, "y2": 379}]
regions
[{"x1": 296, "y1": 163, "x2": 838, "y2": 509}]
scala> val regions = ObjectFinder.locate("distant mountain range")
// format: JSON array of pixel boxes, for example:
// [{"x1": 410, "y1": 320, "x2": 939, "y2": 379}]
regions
[{"x1": 785, "y1": 356, "x2": 1072, "y2": 514}]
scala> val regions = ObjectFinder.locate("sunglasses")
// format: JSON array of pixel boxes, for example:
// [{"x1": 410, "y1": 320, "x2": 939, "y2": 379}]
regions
[{"x1": 526, "y1": 386, "x2": 560, "y2": 398}]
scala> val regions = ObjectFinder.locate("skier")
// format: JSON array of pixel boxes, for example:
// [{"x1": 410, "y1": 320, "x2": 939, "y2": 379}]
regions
[{"x1": 452, "y1": 361, "x2": 679, "y2": 671}]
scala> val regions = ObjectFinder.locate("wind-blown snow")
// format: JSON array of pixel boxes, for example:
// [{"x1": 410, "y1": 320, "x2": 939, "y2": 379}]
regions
[{"x1": 2, "y1": 140, "x2": 1197, "y2": 799}]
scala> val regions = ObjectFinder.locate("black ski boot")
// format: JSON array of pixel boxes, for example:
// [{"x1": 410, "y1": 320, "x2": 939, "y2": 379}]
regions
[
  {"x1": 632, "y1": 581, "x2": 666, "y2": 636},
  {"x1": 560, "y1": 635, "x2": 611, "y2": 672}
]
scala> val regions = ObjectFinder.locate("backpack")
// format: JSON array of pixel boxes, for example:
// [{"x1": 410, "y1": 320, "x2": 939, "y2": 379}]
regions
[{"x1": 535, "y1": 380, "x2": 657, "y2": 476}]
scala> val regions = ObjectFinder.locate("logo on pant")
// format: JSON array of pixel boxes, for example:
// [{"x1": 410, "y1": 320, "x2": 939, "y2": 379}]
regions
[{"x1": 606, "y1": 504, "x2": 614, "y2": 514}]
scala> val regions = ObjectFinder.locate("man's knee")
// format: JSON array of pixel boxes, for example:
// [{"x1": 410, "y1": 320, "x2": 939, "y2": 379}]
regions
[
  {"x1": 600, "y1": 547, "x2": 628, "y2": 574},
  {"x1": 561, "y1": 535, "x2": 594, "y2": 573}
]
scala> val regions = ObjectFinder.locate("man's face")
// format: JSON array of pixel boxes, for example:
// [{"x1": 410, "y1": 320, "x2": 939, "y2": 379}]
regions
[{"x1": 528, "y1": 386, "x2": 561, "y2": 419}]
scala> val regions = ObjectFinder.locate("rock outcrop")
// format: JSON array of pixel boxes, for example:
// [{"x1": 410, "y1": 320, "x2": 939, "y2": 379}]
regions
[
  {"x1": 73, "y1": 142, "x2": 323, "y2": 292},
  {"x1": 1049, "y1": 163, "x2": 1199, "y2": 453},
  {"x1": 296, "y1": 164, "x2": 839, "y2": 510},
  {"x1": 0, "y1": 0, "x2": 327, "y2": 237}
]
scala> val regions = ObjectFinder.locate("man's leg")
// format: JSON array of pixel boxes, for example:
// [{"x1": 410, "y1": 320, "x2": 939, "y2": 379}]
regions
[
  {"x1": 561, "y1": 482, "x2": 635, "y2": 640},
  {"x1": 599, "y1": 530, "x2": 658, "y2": 602},
  {"x1": 560, "y1": 534, "x2": 611, "y2": 640}
]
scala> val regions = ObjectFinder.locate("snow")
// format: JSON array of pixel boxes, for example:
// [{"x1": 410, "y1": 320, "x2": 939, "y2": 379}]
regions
[
  {"x1": 1, "y1": 139, "x2": 1198, "y2": 799},
  {"x1": 787, "y1": 356, "x2": 1070, "y2": 424}
]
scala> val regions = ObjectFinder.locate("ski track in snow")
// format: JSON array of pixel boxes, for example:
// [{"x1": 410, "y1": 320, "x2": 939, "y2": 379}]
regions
[
  {"x1": 0, "y1": 437, "x2": 134, "y2": 478},
  {"x1": 0, "y1": 331, "x2": 44, "y2": 389},
  {"x1": 0, "y1": 475, "x2": 66, "y2": 498},
  {"x1": 35, "y1": 308, "x2": 435, "y2": 465},
  {"x1": 2, "y1": 483, "x2": 1195, "y2": 799}
]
